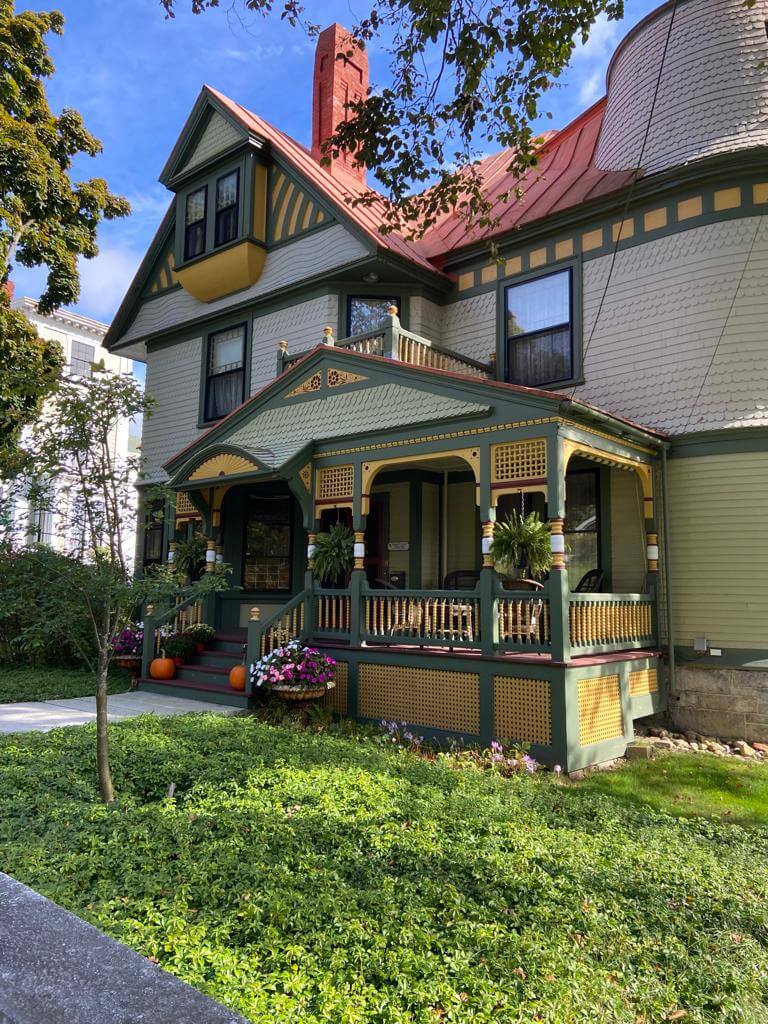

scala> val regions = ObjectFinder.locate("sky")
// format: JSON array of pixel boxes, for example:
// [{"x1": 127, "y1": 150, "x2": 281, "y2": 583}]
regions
[{"x1": 14, "y1": 0, "x2": 660, "y2": 329}]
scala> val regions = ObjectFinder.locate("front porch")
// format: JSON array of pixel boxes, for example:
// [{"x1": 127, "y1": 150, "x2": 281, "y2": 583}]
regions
[{"x1": 143, "y1": 321, "x2": 667, "y2": 770}]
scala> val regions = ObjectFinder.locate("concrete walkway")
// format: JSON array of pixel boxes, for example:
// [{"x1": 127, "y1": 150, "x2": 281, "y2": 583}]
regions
[
  {"x1": 0, "y1": 872, "x2": 248, "y2": 1023},
  {"x1": 0, "y1": 691, "x2": 243, "y2": 734}
]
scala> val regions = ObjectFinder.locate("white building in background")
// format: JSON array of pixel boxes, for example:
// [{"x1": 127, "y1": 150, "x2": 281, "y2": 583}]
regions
[{"x1": 2, "y1": 297, "x2": 139, "y2": 566}]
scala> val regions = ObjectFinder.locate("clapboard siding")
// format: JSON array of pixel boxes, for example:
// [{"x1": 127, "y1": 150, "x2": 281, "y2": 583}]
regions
[
  {"x1": 576, "y1": 216, "x2": 768, "y2": 434},
  {"x1": 142, "y1": 337, "x2": 204, "y2": 482},
  {"x1": 440, "y1": 291, "x2": 496, "y2": 363},
  {"x1": 668, "y1": 452, "x2": 768, "y2": 647},
  {"x1": 119, "y1": 224, "x2": 368, "y2": 346},
  {"x1": 250, "y1": 294, "x2": 338, "y2": 395}
]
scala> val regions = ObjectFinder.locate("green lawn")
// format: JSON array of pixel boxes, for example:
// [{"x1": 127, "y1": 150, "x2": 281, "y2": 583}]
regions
[
  {"x1": 0, "y1": 717, "x2": 766, "y2": 1024},
  {"x1": 575, "y1": 750, "x2": 768, "y2": 828},
  {"x1": 0, "y1": 664, "x2": 130, "y2": 703}
]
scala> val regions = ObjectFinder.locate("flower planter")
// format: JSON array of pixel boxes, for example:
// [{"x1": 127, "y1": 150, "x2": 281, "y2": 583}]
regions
[
  {"x1": 114, "y1": 655, "x2": 142, "y2": 674},
  {"x1": 271, "y1": 682, "x2": 334, "y2": 702}
]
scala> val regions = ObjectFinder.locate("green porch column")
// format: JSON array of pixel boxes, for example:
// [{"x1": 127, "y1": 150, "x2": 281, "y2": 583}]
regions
[
  {"x1": 547, "y1": 432, "x2": 571, "y2": 663},
  {"x1": 349, "y1": 464, "x2": 366, "y2": 647},
  {"x1": 478, "y1": 444, "x2": 498, "y2": 657},
  {"x1": 304, "y1": 528, "x2": 318, "y2": 640}
]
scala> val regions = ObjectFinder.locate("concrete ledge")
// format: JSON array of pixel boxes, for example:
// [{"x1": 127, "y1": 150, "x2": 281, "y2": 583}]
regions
[{"x1": 0, "y1": 873, "x2": 247, "y2": 1023}]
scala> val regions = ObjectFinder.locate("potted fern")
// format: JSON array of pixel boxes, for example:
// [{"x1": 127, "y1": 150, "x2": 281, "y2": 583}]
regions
[
  {"x1": 490, "y1": 511, "x2": 552, "y2": 583},
  {"x1": 312, "y1": 522, "x2": 354, "y2": 588}
]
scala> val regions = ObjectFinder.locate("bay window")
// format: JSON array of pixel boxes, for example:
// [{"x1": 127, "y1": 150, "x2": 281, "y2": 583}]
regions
[
  {"x1": 214, "y1": 169, "x2": 239, "y2": 247},
  {"x1": 184, "y1": 186, "x2": 207, "y2": 260}
]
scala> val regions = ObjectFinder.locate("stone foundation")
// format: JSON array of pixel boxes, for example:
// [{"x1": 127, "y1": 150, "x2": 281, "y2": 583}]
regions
[{"x1": 669, "y1": 663, "x2": 768, "y2": 742}]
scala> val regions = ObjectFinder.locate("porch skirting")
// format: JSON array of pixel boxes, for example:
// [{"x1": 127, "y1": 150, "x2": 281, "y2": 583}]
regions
[{"x1": 314, "y1": 644, "x2": 665, "y2": 772}]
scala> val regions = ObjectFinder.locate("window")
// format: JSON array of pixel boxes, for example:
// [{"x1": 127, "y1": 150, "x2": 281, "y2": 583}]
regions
[
  {"x1": 565, "y1": 469, "x2": 600, "y2": 589},
  {"x1": 143, "y1": 498, "x2": 164, "y2": 566},
  {"x1": 184, "y1": 186, "x2": 207, "y2": 260},
  {"x1": 347, "y1": 295, "x2": 400, "y2": 336},
  {"x1": 505, "y1": 268, "x2": 572, "y2": 386},
  {"x1": 70, "y1": 341, "x2": 95, "y2": 378},
  {"x1": 243, "y1": 495, "x2": 292, "y2": 592},
  {"x1": 214, "y1": 169, "x2": 239, "y2": 248},
  {"x1": 204, "y1": 325, "x2": 246, "y2": 421}
]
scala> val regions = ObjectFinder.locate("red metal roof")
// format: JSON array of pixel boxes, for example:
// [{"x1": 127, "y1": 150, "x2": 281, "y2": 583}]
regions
[{"x1": 209, "y1": 87, "x2": 637, "y2": 273}]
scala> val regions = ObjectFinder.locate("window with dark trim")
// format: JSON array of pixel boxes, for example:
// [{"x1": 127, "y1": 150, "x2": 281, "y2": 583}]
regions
[
  {"x1": 184, "y1": 186, "x2": 207, "y2": 260},
  {"x1": 243, "y1": 495, "x2": 292, "y2": 593},
  {"x1": 565, "y1": 469, "x2": 600, "y2": 590},
  {"x1": 214, "y1": 169, "x2": 239, "y2": 248},
  {"x1": 505, "y1": 268, "x2": 572, "y2": 387},
  {"x1": 346, "y1": 295, "x2": 400, "y2": 336},
  {"x1": 143, "y1": 498, "x2": 164, "y2": 566},
  {"x1": 204, "y1": 325, "x2": 246, "y2": 421}
]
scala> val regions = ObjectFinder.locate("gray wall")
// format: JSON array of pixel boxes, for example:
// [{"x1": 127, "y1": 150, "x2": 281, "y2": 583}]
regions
[
  {"x1": 142, "y1": 336, "x2": 204, "y2": 483},
  {"x1": 250, "y1": 294, "x2": 338, "y2": 394}
]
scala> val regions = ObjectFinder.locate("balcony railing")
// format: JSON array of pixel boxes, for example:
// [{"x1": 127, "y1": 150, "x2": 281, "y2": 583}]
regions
[
  {"x1": 281, "y1": 315, "x2": 493, "y2": 380},
  {"x1": 568, "y1": 593, "x2": 655, "y2": 653}
]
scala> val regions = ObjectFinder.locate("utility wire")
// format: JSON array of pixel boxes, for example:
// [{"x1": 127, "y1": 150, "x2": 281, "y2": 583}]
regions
[
  {"x1": 570, "y1": 0, "x2": 680, "y2": 397},
  {"x1": 682, "y1": 214, "x2": 764, "y2": 432}
]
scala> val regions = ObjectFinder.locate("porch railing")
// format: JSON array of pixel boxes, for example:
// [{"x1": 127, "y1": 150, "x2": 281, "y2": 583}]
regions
[
  {"x1": 362, "y1": 588, "x2": 482, "y2": 647},
  {"x1": 314, "y1": 589, "x2": 352, "y2": 637},
  {"x1": 496, "y1": 591, "x2": 551, "y2": 651},
  {"x1": 141, "y1": 591, "x2": 204, "y2": 677},
  {"x1": 281, "y1": 319, "x2": 493, "y2": 380},
  {"x1": 568, "y1": 593, "x2": 655, "y2": 653}
]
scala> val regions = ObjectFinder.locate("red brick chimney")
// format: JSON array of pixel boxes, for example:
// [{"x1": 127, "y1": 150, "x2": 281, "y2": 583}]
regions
[{"x1": 311, "y1": 23, "x2": 369, "y2": 185}]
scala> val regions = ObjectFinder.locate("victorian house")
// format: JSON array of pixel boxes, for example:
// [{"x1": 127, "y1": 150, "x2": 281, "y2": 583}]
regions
[{"x1": 105, "y1": 0, "x2": 768, "y2": 769}]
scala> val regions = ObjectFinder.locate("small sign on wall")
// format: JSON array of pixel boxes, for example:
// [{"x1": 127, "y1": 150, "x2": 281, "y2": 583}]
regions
[{"x1": 388, "y1": 541, "x2": 409, "y2": 551}]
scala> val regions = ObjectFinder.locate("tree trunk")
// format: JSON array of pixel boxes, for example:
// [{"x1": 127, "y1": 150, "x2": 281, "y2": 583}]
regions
[{"x1": 95, "y1": 647, "x2": 115, "y2": 803}]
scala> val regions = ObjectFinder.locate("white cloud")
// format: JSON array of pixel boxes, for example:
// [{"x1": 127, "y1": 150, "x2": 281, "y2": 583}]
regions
[
  {"x1": 75, "y1": 245, "x2": 143, "y2": 323},
  {"x1": 572, "y1": 14, "x2": 622, "y2": 63},
  {"x1": 578, "y1": 69, "x2": 604, "y2": 105}
]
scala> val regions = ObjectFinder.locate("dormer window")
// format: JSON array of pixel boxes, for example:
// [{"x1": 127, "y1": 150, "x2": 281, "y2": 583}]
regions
[
  {"x1": 215, "y1": 169, "x2": 239, "y2": 247},
  {"x1": 185, "y1": 186, "x2": 207, "y2": 260}
]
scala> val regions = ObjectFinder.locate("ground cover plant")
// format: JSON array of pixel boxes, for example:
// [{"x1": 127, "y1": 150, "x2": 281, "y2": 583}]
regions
[
  {"x1": 0, "y1": 664, "x2": 128, "y2": 703},
  {"x1": 0, "y1": 715, "x2": 767, "y2": 1023}
]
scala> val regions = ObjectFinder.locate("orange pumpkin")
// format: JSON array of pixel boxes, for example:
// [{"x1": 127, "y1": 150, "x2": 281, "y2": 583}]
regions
[
  {"x1": 150, "y1": 654, "x2": 176, "y2": 680},
  {"x1": 229, "y1": 664, "x2": 247, "y2": 691}
]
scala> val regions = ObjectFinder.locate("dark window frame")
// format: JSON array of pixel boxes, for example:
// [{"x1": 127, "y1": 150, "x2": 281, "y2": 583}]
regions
[
  {"x1": 184, "y1": 185, "x2": 208, "y2": 261},
  {"x1": 346, "y1": 294, "x2": 402, "y2": 337},
  {"x1": 496, "y1": 257, "x2": 583, "y2": 389},
  {"x1": 214, "y1": 167, "x2": 240, "y2": 249},
  {"x1": 242, "y1": 493, "x2": 294, "y2": 595},
  {"x1": 504, "y1": 266, "x2": 573, "y2": 388},
  {"x1": 143, "y1": 498, "x2": 165, "y2": 567},
  {"x1": 203, "y1": 322, "x2": 248, "y2": 423}
]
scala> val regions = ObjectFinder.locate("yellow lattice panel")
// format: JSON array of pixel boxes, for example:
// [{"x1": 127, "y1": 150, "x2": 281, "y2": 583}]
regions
[
  {"x1": 321, "y1": 661, "x2": 349, "y2": 715},
  {"x1": 174, "y1": 492, "x2": 200, "y2": 518},
  {"x1": 491, "y1": 438, "x2": 547, "y2": 483},
  {"x1": 316, "y1": 464, "x2": 354, "y2": 501},
  {"x1": 578, "y1": 675, "x2": 623, "y2": 746},
  {"x1": 493, "y1": 676, "x2": 552, "y2": 745},
  {"x1": 358, "y1": 664, "x2": 480, "y2": 733},
  {"x1": 286, "y1": 372, "x2": 322, "y2": 398},
  {"x1": 629, "y1": 667, "x2": 659, "y2": 697},
  {"x1": 327, "y1": 368, "x2": 367, "y2": 388}
]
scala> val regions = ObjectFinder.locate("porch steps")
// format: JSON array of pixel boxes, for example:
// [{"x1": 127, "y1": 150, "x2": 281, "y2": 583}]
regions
[{"x1": 138, "y1": 631, "x2": 250, "y2": 707}]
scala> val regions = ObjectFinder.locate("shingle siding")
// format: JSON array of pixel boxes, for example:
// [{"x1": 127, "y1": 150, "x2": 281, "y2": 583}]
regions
[
  {"x1": 250, "y1": 294, "x2": 338, "y2": 395},
  {"x1": 440, "y1": 292, "x2": 496, "y2": 363},
  {"x1": 575, "y1": 216, "x2": 768, "y2": 434},
  {"x1": 142, "y1": 337, "x2": 204, "y2": 483},
  {"x1": 119, "y1": 224, "x2": 368, "y2": 346},
  {"x1": 181, "y1": 111, "x2": 242, "y2": 173},
  {"x1": 597, "y1": 0, "x2": 768, "y2": 175},
  {"x1": 410, "y1": 295, "x2": 444, "y2": 344}
]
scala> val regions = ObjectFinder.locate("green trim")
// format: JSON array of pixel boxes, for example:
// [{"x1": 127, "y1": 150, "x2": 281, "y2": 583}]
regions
[
  {"x1": 674, "y1": 646, "x2": 768, "y2": 671},
  {"x1": 495, "y1": 256, "x2": 583, "y2": 389},
  {"x1": 669, "y1": 427, "x2": 768, "y2": 458},
  {"x1": 443, "y1": 151, "x2": 768, "y2": 276},
  {"x1": 196, "y1": 318, "x2": 253, "y2": 430}
]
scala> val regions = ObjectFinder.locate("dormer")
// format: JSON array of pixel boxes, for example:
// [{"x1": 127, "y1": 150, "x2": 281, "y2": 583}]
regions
[{"x1": 159, "y1": 94, "x2": 269, "y2": 303}]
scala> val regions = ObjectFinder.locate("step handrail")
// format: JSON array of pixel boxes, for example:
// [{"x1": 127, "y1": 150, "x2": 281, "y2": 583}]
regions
[{"x1": 246, "y1": 589, "x2": 310, "y2": 691}]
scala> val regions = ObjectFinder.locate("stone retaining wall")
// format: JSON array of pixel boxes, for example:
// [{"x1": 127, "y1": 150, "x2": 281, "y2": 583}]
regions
[{"x1": 670, "y1": 664, "x2": 768, "y2": 743}]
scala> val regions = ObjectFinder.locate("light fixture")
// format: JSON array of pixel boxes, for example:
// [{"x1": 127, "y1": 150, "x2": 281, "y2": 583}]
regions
[{"x1": 362, "y1": 271, "x2": 379, "y2": 283}]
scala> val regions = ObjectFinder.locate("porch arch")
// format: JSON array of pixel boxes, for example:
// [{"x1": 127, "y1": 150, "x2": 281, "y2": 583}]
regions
[{"x1": 359, "y1": 447, "x2": 481, "y2": 517}]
